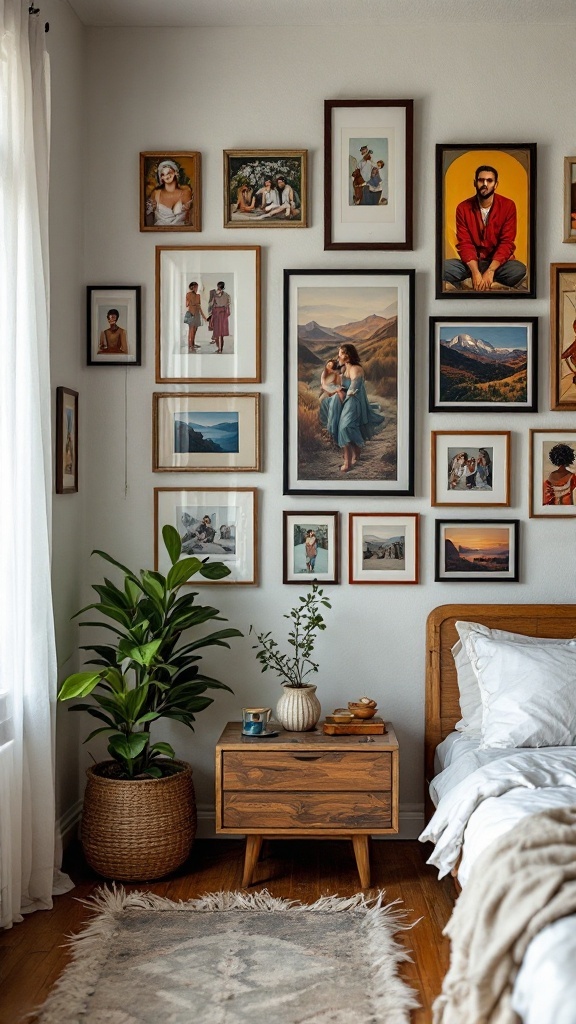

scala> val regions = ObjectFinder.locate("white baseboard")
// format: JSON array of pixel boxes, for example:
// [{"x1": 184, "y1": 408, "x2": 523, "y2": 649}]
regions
[{"x1": 196, "y1": 804, "x2": 425, "y2": 841}]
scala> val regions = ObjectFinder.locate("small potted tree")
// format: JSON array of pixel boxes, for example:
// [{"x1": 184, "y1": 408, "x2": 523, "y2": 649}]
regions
[{"x1": 58, "y1": 525, "x2": 241, "y2": 881}]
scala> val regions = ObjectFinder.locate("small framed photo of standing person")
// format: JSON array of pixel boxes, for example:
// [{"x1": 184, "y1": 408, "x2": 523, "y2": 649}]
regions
[
  {"x1": 140, "y1": 152, "x2": 201, "y2": 232},
  {"x1": 530, "y1": 429, "x2": 576, "y2": 518},
  {"x1": 87, "y1": 286, "x2": 142, "y2": 366},
  {"x1": 282, "y1": 511, "x2": 339, "y2": 584},
  {"x1": 55, "y1": 387, "x2": 78, "y2": 494},
  {"x1": 436, "y1": 143, "x2": 536, "y2": 299}
]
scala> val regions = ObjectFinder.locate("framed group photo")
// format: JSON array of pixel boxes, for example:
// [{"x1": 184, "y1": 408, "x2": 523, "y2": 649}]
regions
[
  {"x1": 153, "y1": 393, "x2": 260, "y2": 473},
  {"x1": 530, "y1": 429, "x2": 576, "y2": 517},
  {"x1": 429, "y1": 316, "x2": 537, "y2": 413},
  {"x1": 283, "y1": 268, "x2": 415, "y2": 496},
  {"x1": 155, "y1": 246, "x2": 261, "y2": 383},
  {"x1": 348, "y1": 513, "x2": 419, "y2": 585},
  {"x1": 324, "y1": 99, "x2": 413, "y2": 251},
  {"x1": 223, "y1": 150, "x2": 307, "y2": 227},
  {"x1": 140, "y1": 152, "x2": 201, "y2": 232},
  {"x1": 87, "y1": 286, "x2": 142, "y2": 366},
  {"x1": 564, "y1": 158, "x2": 576, "y2": 243},
  {"x1": 282, "y1": 511, "x2": 339, "y2": 585},
  {"x1": 436, "y1": 143, "x2": 536, "y2": 299},
  {"x1": 154, "y1": 487, "x2": 257, "y2": 585},
  {"x1": 55, "y1": 387, "x2": 78, "y2": 494},
  {"x1": 435, "y1": 519, "x2": 519, "y2": 582},
  {"x1": 431, "y1": 431, "x2": 511, "y2": 507},
  {"x1": 550, "y1": 263, "x2": 576, "y2": 410}
]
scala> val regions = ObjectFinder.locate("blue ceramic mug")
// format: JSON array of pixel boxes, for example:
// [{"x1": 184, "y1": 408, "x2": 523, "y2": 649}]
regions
[{"x1": 242, "y1": 707, "x2": 271, "y2": 736}]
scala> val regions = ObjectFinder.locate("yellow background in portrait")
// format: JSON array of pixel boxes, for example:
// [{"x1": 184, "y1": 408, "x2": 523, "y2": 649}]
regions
[{"x1": 444, "y1": 150, "x2": 529, "y2": 265}]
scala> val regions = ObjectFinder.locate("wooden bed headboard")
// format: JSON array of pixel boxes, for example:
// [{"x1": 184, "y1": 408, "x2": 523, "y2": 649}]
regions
[{"x1": 425, "y1": 604, "x2": 576, "y2": 817}]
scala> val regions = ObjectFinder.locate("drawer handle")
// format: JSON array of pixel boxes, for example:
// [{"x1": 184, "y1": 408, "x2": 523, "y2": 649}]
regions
[{"x1": 293, "y1": 755, "x2": 322, "y2": 761}]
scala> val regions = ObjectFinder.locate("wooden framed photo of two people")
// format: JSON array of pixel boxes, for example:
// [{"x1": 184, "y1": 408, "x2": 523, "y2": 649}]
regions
[{"x1": 436, "y1": 144, "x2": 536, "y2": 299}]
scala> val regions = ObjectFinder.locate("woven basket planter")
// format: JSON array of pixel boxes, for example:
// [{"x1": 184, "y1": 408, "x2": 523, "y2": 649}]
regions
[{"x1": 81, "y1": 760, "x2": 196, "y2": 882}]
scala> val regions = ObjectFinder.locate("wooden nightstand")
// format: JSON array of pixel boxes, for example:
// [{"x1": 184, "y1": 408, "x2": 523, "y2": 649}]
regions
[{"x1": 215, "y1": 722, "x2": 399, "y2": 888}]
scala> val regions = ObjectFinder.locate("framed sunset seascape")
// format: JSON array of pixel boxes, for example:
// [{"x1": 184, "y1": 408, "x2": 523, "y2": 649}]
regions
[
  {"x1": 435, "y1": 519, "x2": 519, "y2": 582},
  {"x1": 283, "y1": 269, "x2": 415, "y2": 496}
]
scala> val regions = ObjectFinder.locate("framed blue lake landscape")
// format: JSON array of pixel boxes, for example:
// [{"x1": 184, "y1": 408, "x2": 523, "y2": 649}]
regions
[
  {"x1": 429, "y1": 316, "x2": 537, "y2": 412},
  {"x1": 153, "y1": 393, "x2": 260, "y2": 472}
]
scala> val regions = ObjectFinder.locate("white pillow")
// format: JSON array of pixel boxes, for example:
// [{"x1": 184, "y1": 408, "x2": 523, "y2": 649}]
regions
[
  {"x1": 464, "y1": 633, "x2": 576, "y2": 749},
  {"x1": 452, "y1": 620, "x2": 576, "y2": 737}
]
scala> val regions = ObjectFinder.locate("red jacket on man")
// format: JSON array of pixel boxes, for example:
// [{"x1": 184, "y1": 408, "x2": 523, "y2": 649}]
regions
[{"x1": 455, "y1": 192, "x2": 517, "y2": 266}]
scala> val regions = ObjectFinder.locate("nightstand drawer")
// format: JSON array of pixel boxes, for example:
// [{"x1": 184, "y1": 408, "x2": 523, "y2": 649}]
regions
[
  {"x1": 222, "y1": 751, "x2": 391, "y2": 792},
  {"x1": 222, "y1": 791, "x2": 392, "y2": 829}
]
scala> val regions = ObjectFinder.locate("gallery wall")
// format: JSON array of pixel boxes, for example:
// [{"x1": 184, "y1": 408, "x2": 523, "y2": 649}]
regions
[{"x1": 49, "y1": 15, "x2": 576, "y2": 837}]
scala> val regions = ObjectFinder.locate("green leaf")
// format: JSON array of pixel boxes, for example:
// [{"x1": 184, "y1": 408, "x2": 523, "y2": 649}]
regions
[
  {"x1": 124, "y1": 639, "x2": 162, "y2": 667},
  {"x1": 58, "y1": 672, "x2": 104, "y2": 701},
  {"x1": 108, "y1": 732, "x2": 149, "y2": 759},
  {"x1": 199, "y1": 562, "x2": 232, "y2": 580},
  {"x1": 166, "y1": 557, "x2": 203, "y2": 591},
  {"x1": 142, "y1": 765, "x2": 163, "y2": 778},
  {"x1": 150, "y1": 741, "x2": 175, "y2": 758},
  {"x1": 140, "y1": 572, "x2": 166, "y2": 605},
  {"x1": 175, "y1": 628, "x2": 243, "y2": 654},
  {"x1": 163, "y1": 524, "x2": 182, "y2": 565},
  {"x1": 125, "y1": 577, "x2": 142, "y2": 606},
  {"x1": 84, "y1": 726, "x2": 116, "y2": 742},
  {"x1": 92, "y1": 549, "x2": 139, "y2": 581},
  {"x1": 92, "y1": 583, "x2": 130, "y2": 610},
  {"x1": 134, "y1": 711, "x2": 160, "y2": 725}
]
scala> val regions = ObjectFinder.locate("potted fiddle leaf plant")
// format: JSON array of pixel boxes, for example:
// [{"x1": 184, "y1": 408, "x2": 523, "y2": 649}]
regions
[
  {"x1": 250, "y1": 581, "x2": 331, "y2": 731},
  {"x1": 58, "y1": 524, "x2": 242, "y2": 881}
]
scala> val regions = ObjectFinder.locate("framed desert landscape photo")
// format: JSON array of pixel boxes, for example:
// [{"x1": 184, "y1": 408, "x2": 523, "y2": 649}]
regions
[
  {"x1": 436, "y1": 143, "x2": 536, "y2": 298},
  {"x1": 223, "y1": 150, "x2": 307, "y2": 227},
  {"x1": 429, "y1": 316, "x2": 537, "y2": 413},
  {"x1": 530, "y1": 429, "x2": 576, "y2": 517},
  {"x1": 87, "y1": 286, "x2": 141, "y2": 366},
  {"x1": 282, "y1": 511, "x2": 339, "y2": 585},
  {"x1": 550, "y1": 263, "x2": 576, "y2": 410},
  {"x1": 324, "y1": 99, "x2": 413, "y2": 250},
  {"x1": 155, "y1": 246, "x2": 260, "y2": 383},
  {"x1": 431, "y1": 430, "x2": 510, "y2": 507},
  {"x1": 283, "y1": 268, "x2": 415, "y2": 496},
  {"x1": 55, "y1": 387, "x2": 78, "y2": 494},
  {"x1": 154, "y1": 487, "x2": 257, "y2": 585},
  {"x1": 435, "y1": 519, "x2": 519, "y2": 582},
  {"x1": 140, "y1": 152, "x2": 201, "y2": 232},
  {"x1": 153, "y1": 393, "x2": 260, "y2": 473},
  {"x1": 564, "y1": 158, "x2": 576, "y2": 243},
  {"x1": 348, "y1": 513, "x2": 419, "y2": 585}
]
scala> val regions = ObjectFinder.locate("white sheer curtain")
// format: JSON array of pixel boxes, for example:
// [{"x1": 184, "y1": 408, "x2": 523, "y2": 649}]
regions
[{"x1": 0, "y1": 0, "x2": 62, "y2": 929}]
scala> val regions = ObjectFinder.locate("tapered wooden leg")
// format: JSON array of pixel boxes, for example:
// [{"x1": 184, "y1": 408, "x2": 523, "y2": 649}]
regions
[
  {"x1": 352, "y1": 835, "x2": 371, "y2": 888},
  {"x1": 242, "y1": 835, "x2": 263, "y2": 887}
]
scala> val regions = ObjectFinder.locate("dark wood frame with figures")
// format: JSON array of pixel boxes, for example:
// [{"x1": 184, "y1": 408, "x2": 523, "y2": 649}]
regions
[
  {"x1": 140, "y1": 151, "x2": 201, "y2": 233},
  {"x1": 529, "y1": 429, "x2": 576, "y2": 518},
  {"x1": 564, "y1": 158, "x2": 576, "y2": 244},
  {"x1": 55, "y1": 387, "x2": 78, "y2": 494},
  {"x1": 87, "y1": 286, "x2": 142, "y2": 366},
  {"x1": 434, "y1": 518, "x2": 519, "y2": 583},
  {"x1": 282, "y1": 511, "x2": 340, "y2": 585},
  {"x1": 550, "y1": 263, "x2": 576, "y2": 410},
  {"x1": 223, "y1": 150, "x2": 307, "y2": 228}
]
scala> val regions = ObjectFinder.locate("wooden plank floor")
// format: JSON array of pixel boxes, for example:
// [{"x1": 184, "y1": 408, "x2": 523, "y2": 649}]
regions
[{"x1": 0, "y1": 838, "x2": 454, "y2": 1024}]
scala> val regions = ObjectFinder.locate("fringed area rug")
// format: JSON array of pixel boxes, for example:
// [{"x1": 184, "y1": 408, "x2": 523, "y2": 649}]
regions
[{"x1": 37, "y1": 888, "x2": 420, "y2": 1024}]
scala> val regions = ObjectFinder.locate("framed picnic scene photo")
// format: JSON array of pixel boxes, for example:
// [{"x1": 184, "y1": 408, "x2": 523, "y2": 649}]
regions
[
  {"x1": 87, "y1": 286, "x2": 141, "y2": 366},
  {"x1": 436, "y1": 143, "x2": 536, "y2": 298},
  {"x1": 153, "y1": 392, "x2": 260, "y2": 473},
  {"x1": 431, "y1": 430, "x2": 511, "y2": 507},
  {"x1": 223, "y1": 150, "x2": 307, "y2": 227},
  {"x1": 324, "y1": 99, "x2": 413, "y2": 251},
  {"x1": 154, "y1": 487, "x2": 257, "y2": 585},
  {"x1": 283, "y1": 268, "x2": 415, "y2": 497},
  {"x1": 140, "y1": 152, "x2": 201, "y2": 232},
  {"x1": 429, "y1": 316, "x2": 537, "y2": 413},
  {"x1": 564, "y1": 158, "x2": 576, "y2": 243},
  {"x1": 55, "y1": 387, "x2": 78, "y2": 494},
  {"x1": 348, "y1": 513, "x2": 419, "y2": 585},
  {"x1": 529, "y1": 429, "x2": 576, "y2": 518},
  {"x1": 435, "y1": 519, "x2": 519, "y2": 583},
  {"x1": 282, "y1": 511, "x2": 340, "y2": 585},
  {"x1": 550, "y1": 263, "x2": 576, "y2": 410},
  {"x1": 155, "y1": 246, "x2": 261, "y2": 384}
]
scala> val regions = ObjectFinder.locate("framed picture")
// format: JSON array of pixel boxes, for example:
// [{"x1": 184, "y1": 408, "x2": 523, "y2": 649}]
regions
[
  {"x1": 563, "y1": 158, "x2": 576, "y2": 243},
  {"x1": 154, "y1": 487, "x2": 257, "y2": 585},
  {"x1": 55, "y1": 387, "x2": 78, "y2": 494},
  {"x1": 550, "y1": 263, "x2": 576, "y2": 410},
  {"x1": 87, "y1": 286, "x2": 141, "y2": 366},
  {"x1": 282, "y1": 511, "x2": 339, "y2": 584},
  {"x1": 349, "y1": 513, "x2": 419, "y2": 585},
  {"x1": 140, "y1": 152, "x2": 201, "y2": 232},
  {"x1": 153, "y1": 392, "x2": 260, "y2": 472},
  {"x1": 431, "y1": 431, "x2": 511, "y2": 507},
  {"x1": 283, "y1": 268, "x2": 415, "y2": 496},
  {"x1": 435, "y1": 519, "x2": 519, "y2": 583},
  {"x1": 436, "y1": 143, "x2": 536, "y2": 298},
  {"x1": 530, "y1": 429, "x2": 576, "y2": 518},
  {"x1": 429, "y1": 316, "x2": 537, "y2": 413},
  {"x1": 223, "y1": 150, "x2": 307, "y2": 227},
  {"x1": 324, "y1": 99, "x2": 413, "y2": 251},
  {"x1": 155, "y1": 246, "x2": 261, "y2": 383}
]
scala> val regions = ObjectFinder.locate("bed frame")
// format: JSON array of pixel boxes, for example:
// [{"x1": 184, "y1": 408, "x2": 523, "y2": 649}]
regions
[{"x1": 425, "y1": 603, "x2": 576, "y2": 821}]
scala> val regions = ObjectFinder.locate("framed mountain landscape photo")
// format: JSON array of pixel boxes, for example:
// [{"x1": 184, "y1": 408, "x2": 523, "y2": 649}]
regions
[
  {"x1": 429, "y1": 316, "x2": 537, "y2": 412},
  {"x1": 153, "y1": 393, "x2": 260, "y2": 472},
  {"x1": 435, "y1": 519, "x2": 519, "y2": 582}
]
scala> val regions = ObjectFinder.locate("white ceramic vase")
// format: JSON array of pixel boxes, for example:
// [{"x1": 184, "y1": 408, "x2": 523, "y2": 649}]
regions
[{"x1": 276, "y1": 683, "x2": 321, "y2": 732}]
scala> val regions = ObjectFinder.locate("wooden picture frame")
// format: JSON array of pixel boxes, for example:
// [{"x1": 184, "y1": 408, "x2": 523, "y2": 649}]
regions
[
  {"x1": 550, "y1": 263, "x2": 576, "y2": 410},
  {"x1": 283, "y1": 268, "x2": 415, "y2": 496},
  {"x1": 55, "y1": 387, "x2": 78, "y2": 494},
  {"x1": 140, "y1": 152, "x2": 201, "y2": 232},
  {"x1": 348, "y1": 513, "x2": 419, "y2": 585},
  {"x1": 429, "y1": 316, "x2": 537, "y2": 413},
  {"x1": 431, "y1": 431, "x2": 511, "y2": 507},
  {"x1": 324, "y1": 99, "x2": 413, "y2": 251},
  {"x1": 155, "y1": 246, "x2": 261, "y2": 383},
  {"x1": 435, "y1": 519, "x2": 519, "y2": 582},
  {"x1": 223, "y1": 150, "x2": 307, "y2": 227},
  {"x1": 154, "y1": 487, "x2": 257, "y2": 585},
  {"x1": 153, "y1": 392, "x2": 260, "y2": 472},
  {"x1": 563, "y1": 157, "x2": 576, "y2": 243},
  {"x1": 530, "y1": 429, "x2": 576, "y2": 517},
  {"x1": 87, "y1": 286, "x2": 142, "y2": 366},
  {"x1": 282, "y1": 511, "x2": 339, "y2": 584},
  {"x1": 436, "y1": 143, "x2": 536, "y2": 298}
]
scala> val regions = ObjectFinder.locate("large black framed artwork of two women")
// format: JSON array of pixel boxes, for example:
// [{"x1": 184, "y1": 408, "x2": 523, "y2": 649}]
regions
[{"x1": 283, "y1": 269, "x2": 415, "y2": 496}]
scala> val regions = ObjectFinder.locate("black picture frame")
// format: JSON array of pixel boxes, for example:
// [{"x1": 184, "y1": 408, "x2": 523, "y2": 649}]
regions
[
  {"x1": 55, "y1": 386, "x2": 78, "y2": 494},
  {"x1": 435, "y1": 518, "x2": 520, "y2": 582},
  {"x1": 87, "y1": 286, "x2": 142, "y2": 366}
]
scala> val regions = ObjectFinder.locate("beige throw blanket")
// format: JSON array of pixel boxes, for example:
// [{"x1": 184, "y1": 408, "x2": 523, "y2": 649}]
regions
[{"x1": 433, "y1": 804, "x2": 576, "y2": 1024}]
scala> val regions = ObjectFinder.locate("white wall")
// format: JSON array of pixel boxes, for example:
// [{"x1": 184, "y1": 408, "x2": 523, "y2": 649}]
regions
[{"x1": 52, "y1": 19, "x2": 576, "y2": 836}]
